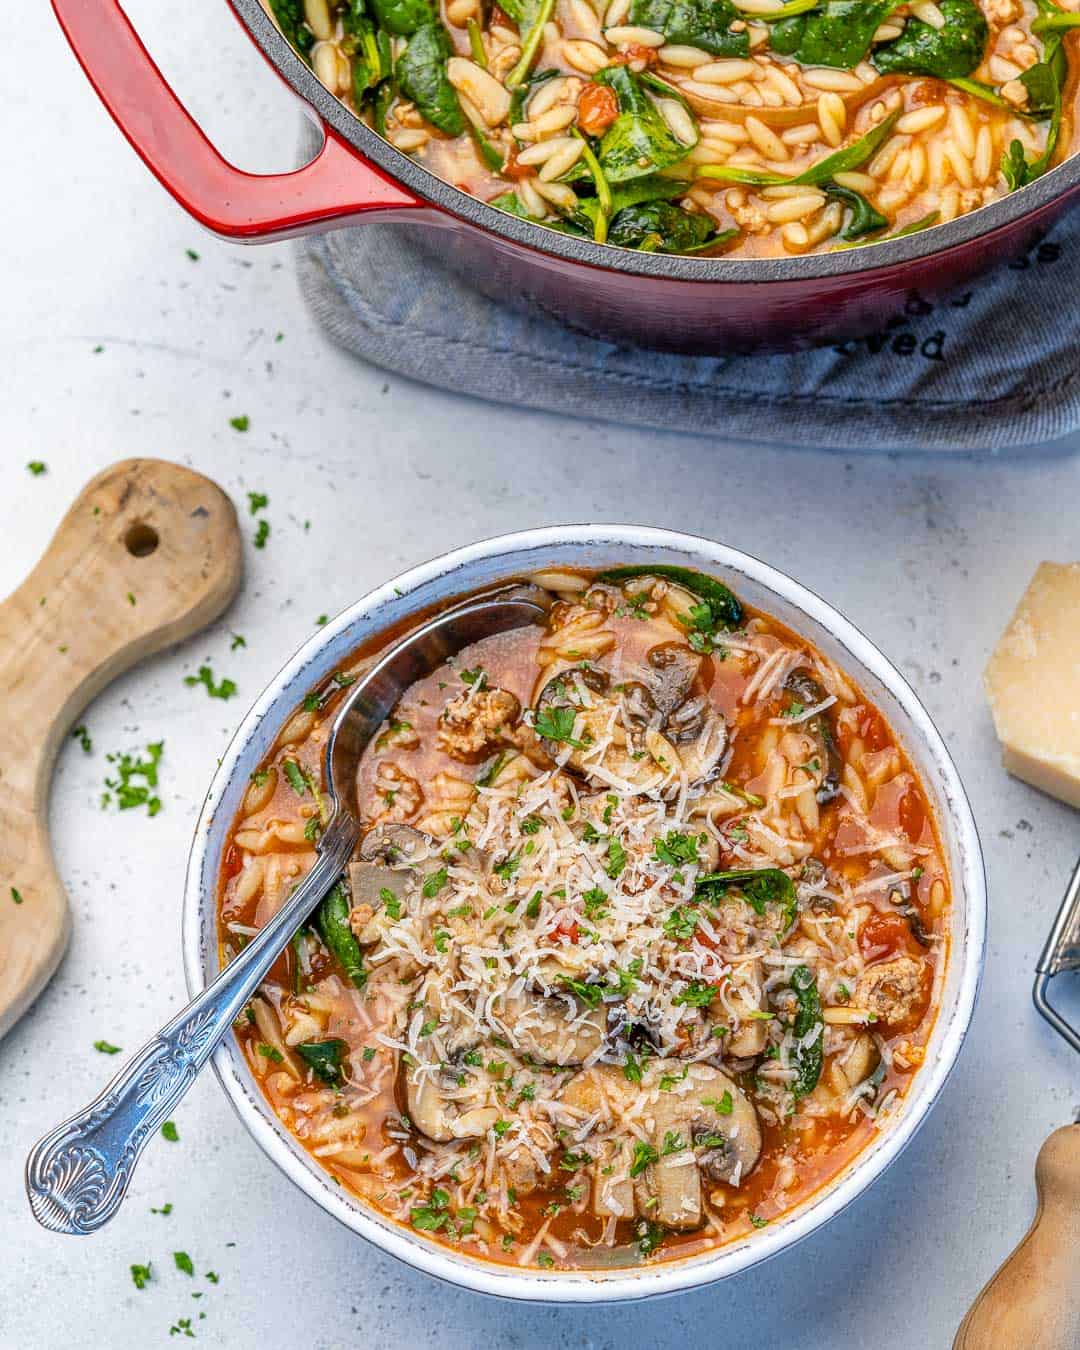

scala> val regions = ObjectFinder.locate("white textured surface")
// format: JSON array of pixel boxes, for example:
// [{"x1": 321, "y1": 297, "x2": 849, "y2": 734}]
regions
[{"x1": 4, "y1": 2, "x2": 1080, "y2": 1347}]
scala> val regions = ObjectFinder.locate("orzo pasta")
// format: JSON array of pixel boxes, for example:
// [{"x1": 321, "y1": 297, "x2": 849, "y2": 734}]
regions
[
  {"x1": 220, "y1": 566, "x2": 950, "y2": 1269},
  {"x1": 265, "y1": 0, "x2": 1080, "y2": 255}
]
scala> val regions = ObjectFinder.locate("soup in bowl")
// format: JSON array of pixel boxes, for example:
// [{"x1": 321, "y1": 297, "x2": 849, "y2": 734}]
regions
[{"x1": 183, "y1": 527, "x2": 984, "y2": 1301}]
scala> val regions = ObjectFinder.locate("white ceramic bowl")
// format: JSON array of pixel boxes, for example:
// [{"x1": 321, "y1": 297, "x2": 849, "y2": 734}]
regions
[{"x1": 182, "y1": 525, "x2": 986, "y2": 1304}]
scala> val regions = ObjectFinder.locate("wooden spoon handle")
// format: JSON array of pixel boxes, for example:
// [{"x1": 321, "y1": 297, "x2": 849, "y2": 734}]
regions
[
  {"x1": 954, "y1": 1124, "x2": 1080, "y2": 1350},
  {"x1": 0, "y1": 459, "x2": 242, "y2": 1039}
]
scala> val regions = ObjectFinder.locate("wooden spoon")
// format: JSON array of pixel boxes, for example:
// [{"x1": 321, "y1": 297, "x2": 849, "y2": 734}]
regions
[
  {"x1": 954, "y1": 1123, "x2": 1080, "y2": 1349},
  {"x1": 0, "y1": 458, "x2": 242, "y2": 1040}
]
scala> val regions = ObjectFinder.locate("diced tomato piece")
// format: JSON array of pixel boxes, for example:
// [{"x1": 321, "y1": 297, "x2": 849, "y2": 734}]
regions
[
  {"x1": 554, "y1": 915, "x2": 581, "y2": 943},
  {"x1": 501, "y1": 145, "x2": 534, "y2": 181},
  {"x1": 858, "y1": 911, "x2": 911, "y2": 962},
  {"x1": 898, "y1": 785, "x2": 926, "y2": 843},
  {"x1": 858, "y1": 706, "x2": 890, "y2": 753},
  {"x1": 577, "y1": 83, "x2": 619, "y2": 137},
  {"x1": 609, "y1": 43, "x2": 659, "y2": 66}
]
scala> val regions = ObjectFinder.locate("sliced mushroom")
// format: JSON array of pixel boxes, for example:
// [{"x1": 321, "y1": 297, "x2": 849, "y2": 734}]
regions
[
  {"x1": 359, "y1": 822, "x2": 439, "y2": 867},
  {"x1": 646, "y1": 642, "x2": 701, "y2": 722},
  {"x1": 837, "y1": 1031, "x2": 880, "y2": 1089},
  {"x1": 405, "y1": 1060, "x2": 500, "y2": 1143},
  {"x1": 591, "y1": 1137, "x2": 634, "y2": 1220},
  {"x1": 498, "y1": 988, "x2": 605, "y2": 1065},
  {"x1": 648, "y1": 1063, "x2": 762, "y2": 1230},
  {"x1": 724, "y1": 960, "x2": 768, "y2": 1059},
  {"x1": 784, "y1": 669, "x2": 843, "y2": 804},
  {"x1": 534, "y1": 666, "x2": 614, "y2": 774}
]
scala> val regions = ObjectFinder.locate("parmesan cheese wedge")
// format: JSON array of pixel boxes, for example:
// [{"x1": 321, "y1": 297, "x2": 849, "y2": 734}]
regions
[{"x1": 984, "y1": 562, "x2": 1080, "y2": 808}]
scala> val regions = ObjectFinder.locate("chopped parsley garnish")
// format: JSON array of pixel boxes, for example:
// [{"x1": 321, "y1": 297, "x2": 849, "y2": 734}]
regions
[
  {"x1": 534, "y1": 704, "x2": 590, "y2": 749},
  {"x1": 27, "y1": 460, "x2": 47, "y2": 476},
  {"x1": 459, "y1": 667, "x2": 486, "y2": 687},
  {"x1": 658, "y1": 1065, "x2": 689, "y2": 1092},
  {"x1": 630, "y1": 1141, "x2": 659, "y2": 1177},
  {"x1": 463, "y1": 1049, "x2": 483, "y2": 1067},
  {"x1": 422, "y1": 867, "x2": 448, "y2": 898},
  {"x1": 661, "y1": 1131, "x2": 686, "y2": 1156},
  {"x1": 256, "y1": 1043, "x2": 283, "y2": 1063},
  {"x1": 230, "y1": 633, "x2": 246, "y2": 651},
  {"x1": 623, "y1": 1051, "x2": 644, "y2": 1083},
  {"x1": 130, "y1": 1263, "x2": 152, "y2": 1290},
  {"x1": 229, "y1": 415, "x2": 250, "y2": 432},
  {"x1": 537, "y1": 1251, "x2": 555, "y2": 1268},
  {"x1": 702, "y1": 1092, "x2": 734, "y2": 1115},
  {"x1": 520, "y1": 815, "x2": 542, "y2": 835},
  {"x1": 433, "y1": 928, "x2": 450, "y2": 953},
  {"x1": 151, "y1": 1203, "x2": 173, "y2": 1215},
  {"x1": 663, "y1": 905, "x2": 699, "y2": 942},
  {"x1": 605, "y1": 837, "x2": 627, "y2": 879},
  {"x1": 161, "y1": 1121, "x2": 179, "y2": 1141},
  {"x1": 653, "y1": 831, "x2": 702, "y2": 868},
  {"x1": 102, "y1": 741, "x2": 164, "y2": 816},
  {"x1": 72, "y1": 724, "x2": 92, "y2": 753},
  {"x1": 749, "y1": 1213, "x2": 769, "y2": 1229},
  {"x1": 559, "y1": 1150, "x2": 592, "y2": 1171},
  {"x1": 492, "y1": 1119, "x2": 512, "y2": 1136},
  {"x1": 672, "y1": 979, "x2": 717, "y2": 1008},
  {"x1": 93, "y1": 1040, "x2": 121, "y2": 1054},
  {"x1": 247, "y1": 491, "x2": 268, "y2": 515},
  {"x1": 635, "y1": 1220, "x2": 665, "y2": 1257},
  {"x1": 303, "y1": 692, "x2": 322, "y2": 712},
  {"x1": 174, "y1": 1251, "x2": 194, "y2": 1277},
  {"x1": 582, "y1": 887, "x2": 608, "y2": 921},
  {"x1": 10, "y1": 887, "x2": 23, "y2": 905},
  {"x1": 493, "y1": 853, "x2": 521, "y2": 882},
  {"x1": 558, "y1": 976, "x2": 604, "y2": 1008},
  {"x1": 183, "y1": 665, "x2": 237, "y2": 700},
  {"x1": 253, "y1": 519, "x2": 270, "y2": 549},
  {"x1": 380, "y1": 887, "x2": 403, "y2": 921},
  {"x1": 410, "y1": 1188, "x2": 451, "y2": 1231}
]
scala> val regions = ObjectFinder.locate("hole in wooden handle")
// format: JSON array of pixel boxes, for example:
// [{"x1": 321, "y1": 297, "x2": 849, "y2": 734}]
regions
[{"x1": 124, "y1": 522, "x2": 159, "y2": 557}]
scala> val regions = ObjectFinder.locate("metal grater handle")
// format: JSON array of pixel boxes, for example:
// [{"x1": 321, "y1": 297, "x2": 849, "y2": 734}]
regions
[{"x1": 1033, "y1": 854, "x2": 1080, "y2": 1056}]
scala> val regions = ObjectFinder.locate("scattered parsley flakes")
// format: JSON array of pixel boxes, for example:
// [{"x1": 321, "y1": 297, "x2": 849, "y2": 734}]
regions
[
  {"x1": 174, "y1": 1251, "x2": 194, "y2": 1277},
  {"x1": 151, "y1": 1203, "x2": 173, "y2": 1215},
  {"x1": 72, "y1": 724, "x2": 92, "y2": 753},
  {"x1": 315, "y1": 614, "x2": 328, "y2": 627},
  {"x1": 102, "y1": 741, "x2": 164, "y2": 816},
  {"x1": 93, "y1": 1040, "x2": 121, "y2": 1054},
  {"x1": 253, "y1": 519, "x2": 270, "y2": 550},
  {"x1": 161, "y1": 1121, "x2": 179, "y2": 1142},
  {"x1": 27, "y1": 461, "x2": 47, "y2": 476},
  {"x1": 183, "y1": 665, "x2": 237, "y2": 700},
  {"x1": 537, "y1": 1251, "x2": 555, "y2": 1269},
  {"x1": 130, "y1": 1263, "x2": 152, "y2": 1290},
  {"x1": 749, "y1": 1213, "x2": 769, "y2": 1229},
  {"x1": 230, "y1": 633, "x2": 246, "y2": 651},
  {"x1": 229, "y1": 415, "x2": 250, "y2": 432},
  {"x1": 185, "y1": 248, "x2": 200, "y2": 261},
  {"x1": 247, "y1": 491, "x2": 268, "y2": 515},
  {"x1": 169, "y1": 1317, "x2": 195, "y2": 1338},
  {"x1": 703, "y1": 1091, "x2": 734, "y2": 1115},
  {"x1": 10, "y1": 887, "x2": 23, "y2": 905}
]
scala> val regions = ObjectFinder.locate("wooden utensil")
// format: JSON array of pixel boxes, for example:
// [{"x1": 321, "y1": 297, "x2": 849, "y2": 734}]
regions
[
  {"x1": 0, "y1": 459, "x2": 242, "y2": 1041},
  {"x1": 953, "y1": 1124, "x2": 1080, "y2": 1350},
  {"x1": 954, "y1": 854, "x2": 1080, "y2": 1350}
]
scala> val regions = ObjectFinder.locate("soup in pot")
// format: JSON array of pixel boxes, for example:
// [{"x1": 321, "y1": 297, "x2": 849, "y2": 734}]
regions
[{"x1": 264, "y1": 0, "x2": 1079, "y2": 256}]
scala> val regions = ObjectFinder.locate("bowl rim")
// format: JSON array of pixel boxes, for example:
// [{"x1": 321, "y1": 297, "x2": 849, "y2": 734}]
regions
[
  {"x1": 227, "y1": 0, "x2": 1079, "y2": 284},
  {"x1": 182, "y1": 523, "x2": 986, "y2": 1303}
]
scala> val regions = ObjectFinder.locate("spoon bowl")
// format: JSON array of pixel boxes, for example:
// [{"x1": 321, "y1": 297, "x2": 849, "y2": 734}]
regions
[{"x1": 25, "y1": 586, "x2": 550, "y2": 1236}]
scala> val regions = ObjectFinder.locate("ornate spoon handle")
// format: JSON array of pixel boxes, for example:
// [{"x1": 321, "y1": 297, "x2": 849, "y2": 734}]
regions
[{"x1": 26, "y1": 826, "x2": 356, "y2": 1235}]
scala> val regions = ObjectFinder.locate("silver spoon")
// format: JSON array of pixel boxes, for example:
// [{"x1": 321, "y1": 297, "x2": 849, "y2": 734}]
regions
[{"x1": 26, "y1": 585, "x2": 549, "y2": 1236}]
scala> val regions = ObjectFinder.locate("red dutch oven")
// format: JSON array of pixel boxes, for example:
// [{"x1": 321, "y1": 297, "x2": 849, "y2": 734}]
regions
[{"x1": 53, "y1": 0, "x2": 1080, "y2": 351}]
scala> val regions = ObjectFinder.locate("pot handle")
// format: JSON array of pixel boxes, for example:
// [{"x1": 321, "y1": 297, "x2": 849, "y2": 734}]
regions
[{"x1": 50, "y1": 0, "x2": 424, "y2": 241}]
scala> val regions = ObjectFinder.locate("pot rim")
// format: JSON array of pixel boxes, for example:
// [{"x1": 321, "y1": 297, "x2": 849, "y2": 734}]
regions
[
  {"x1": 182, "y1": 524, "x2": 986, "y2": 1303},
  {"x1": 229, "y1": 0, "x2": 1079, "y2": 283}
]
